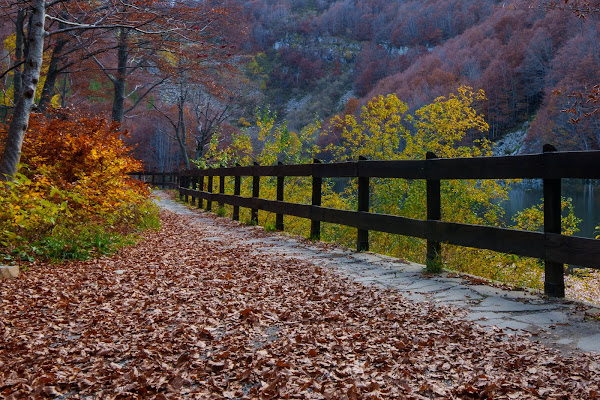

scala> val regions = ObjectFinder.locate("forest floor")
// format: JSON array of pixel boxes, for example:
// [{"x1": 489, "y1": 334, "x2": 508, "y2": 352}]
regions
[{"x1": 1, "y1": 192, "x2": 600, "y2": 399}]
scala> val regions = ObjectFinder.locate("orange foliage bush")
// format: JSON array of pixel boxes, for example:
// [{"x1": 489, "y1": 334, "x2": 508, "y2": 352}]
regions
[
  {"x1": 20, "y1": 110, "x2": 151, "y2": 224},
  {"x1": 0, "y1": 110, "x2": 157, "y2": 261}
]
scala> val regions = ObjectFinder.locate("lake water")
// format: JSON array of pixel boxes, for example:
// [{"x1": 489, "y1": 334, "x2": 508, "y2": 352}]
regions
[{"x1": 505, "y1": 180, "x2": 600, "y2": 239}]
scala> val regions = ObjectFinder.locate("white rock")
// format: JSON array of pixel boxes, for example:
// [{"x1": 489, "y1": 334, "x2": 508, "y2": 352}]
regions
[{"x1": 0, "y1": 265, "x2": 19, "y2": 280}]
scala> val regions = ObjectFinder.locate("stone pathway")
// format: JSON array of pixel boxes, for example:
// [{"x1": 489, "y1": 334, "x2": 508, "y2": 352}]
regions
[{"x1": 155, "y1": 191, "x2": 600, "y2": 355}]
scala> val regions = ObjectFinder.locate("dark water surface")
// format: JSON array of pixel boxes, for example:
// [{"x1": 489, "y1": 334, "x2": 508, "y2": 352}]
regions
[{"x1": 505, "y1": 180, "x2": 600, "y2": 239}]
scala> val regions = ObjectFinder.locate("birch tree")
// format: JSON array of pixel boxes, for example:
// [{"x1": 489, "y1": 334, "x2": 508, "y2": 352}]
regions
[{"x1": 0, "y1": 0, "x2": 45, "y2": 181}]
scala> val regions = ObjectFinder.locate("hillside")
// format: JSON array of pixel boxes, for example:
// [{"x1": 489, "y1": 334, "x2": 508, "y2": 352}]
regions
[
  {"x1": 242, "y1": 0, "x2": 600, "y2": 151},
  {"x1": 1, "y1": 0, "x2": 598, "y2": 175}
]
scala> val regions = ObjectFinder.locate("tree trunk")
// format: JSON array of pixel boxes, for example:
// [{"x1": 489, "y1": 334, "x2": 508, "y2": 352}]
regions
[
  {"x1": 195, "y1": 132, "x2": 210, "y2": 160},
  {"x1": 0, "y1": 0, "x2": 46, "y2": 181},
  {"x1": 195, "y1": 141, "x2": 202, "y2": 160},
  {"x1": 38, "y1": 36, "x2": 67, "y2": 111},
  {"x1": 177, "y1": 93, "x2": 191, "y2": 169},
  {"x1": 111, "y1": 28, "x2": 128, "y2": 123},
  {"x1": 12, "y1": 8, "x2": 26, "y2": 103}
]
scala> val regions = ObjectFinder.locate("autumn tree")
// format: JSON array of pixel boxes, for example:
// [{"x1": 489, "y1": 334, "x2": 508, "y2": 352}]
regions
[
  {"x1": 45, "y1": 0, "x2": 228, "y2": 123},
  {"x1": 193, "y1": 91, "x2": 236, "y2": 160},
  {"x1": 538, "y1": 0, "x2": 600, "y2": 120},
  {"x1": 0, "y1": 0, "x2": 241, "y2": 180},
  {"x1": 539, "y1": 0, "x2": 600, "y2": 17},
  {"x1": 1, "y1": 109, "x2": 157, "y2": 261}
]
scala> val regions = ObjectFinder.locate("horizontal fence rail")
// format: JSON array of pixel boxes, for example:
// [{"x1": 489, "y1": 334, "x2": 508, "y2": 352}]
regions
[
  {"x1": 131, "y1": 172, "x2": 179, "y2": 189},
  {"x1": 174, "y1": 146, "x2": 600, "y2": 298}
]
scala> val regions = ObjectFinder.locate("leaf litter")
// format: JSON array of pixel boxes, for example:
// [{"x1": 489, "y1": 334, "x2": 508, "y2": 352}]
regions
[{"x1": 1, "y1": 210, "x2": 599, "y2": 399}]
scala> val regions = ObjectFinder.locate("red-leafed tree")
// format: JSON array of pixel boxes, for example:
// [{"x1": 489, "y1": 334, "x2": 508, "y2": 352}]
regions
[{"x1": 535, "y1": 0, "x2": 600, "y2": 121}]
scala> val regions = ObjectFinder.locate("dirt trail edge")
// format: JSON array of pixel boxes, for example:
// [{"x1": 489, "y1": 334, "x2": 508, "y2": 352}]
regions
[{"x1": 0, "y1": 190, "x2": 598, "y2": 399}]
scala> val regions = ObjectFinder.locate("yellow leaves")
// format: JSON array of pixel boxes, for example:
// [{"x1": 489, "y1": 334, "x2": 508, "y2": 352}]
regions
[
  {"x1": 3, "y1": 33, "x2": 16, "y2": 53},
  {"x1": 327, "y1": 94, "x2": 409, "y2": 161},
  {"x1": 411, "y1": 86, "x2": 489, "y2": 159},
  {"x1": 199, "y1": 129, "x2": 254, "y2": 168},
  {"x1": 324, "y1": 85, "x2": 489, "y2": 162},
  {"x1": 50, "y1": 94, "x2": 62, "y2": 109},
  {"x1": 158, "y1": 50, "x2": 179, "y2": 67},
  {"x1": 238, "y1": 117, "x2": 251, "y2": 127},
  {"x1": 0, "y1": 168, "x2": 67, "y2": 245},
  {"x1": 512, "y1": 197, "x2": 581, "y2": 236},
  {"x1": 256, "y1": 111, "x2": 276, "y2": 142}
]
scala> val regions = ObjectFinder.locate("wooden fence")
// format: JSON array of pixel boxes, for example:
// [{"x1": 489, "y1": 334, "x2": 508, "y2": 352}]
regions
[
  {"x1": 131, "y1": 172, "x2": 179, "y2": 189},
  {"x1": 169, "y1": 145, "x2": 600, "y2": 298}
]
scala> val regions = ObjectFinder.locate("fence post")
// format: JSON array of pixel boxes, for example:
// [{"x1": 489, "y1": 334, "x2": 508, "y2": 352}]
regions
[
  {"x1": 233, "y1": 164, "x2": 241, "y2": 221},
  {"x1": 357, "y1": 156, "x2": 369, "y2": 252},
  {"x1": 198, "y1": 175, "x2": 204, "y2": 209},
  {"x1": 311, "y1": 158, "x2": 322, "y2": 240},
  {"x1": 276, "y1": 161, "x2": 285, "y2": 231},
  {"x1": 162, "y1": 173, "x2": 166, "y2": 189},
  {"x1": 190, "y1": 176, "x2": 197, "y2": 206},
  {"x1": 251, "y1": 162, "x2": 260, "y2": 225},
  {"x1": 179, "y1": 174, "x2": 185, "y2": 201},
  {"x1": 184, "y1": 174, "x2": 191, "y2": 203},
  {"x1": 151, "y1": 173, "x2": 155, "y2": 186},
  {"x1": 543, "y1": 144, "x2": 564, "y2": 297},
  {"x1": 219, "y1": 171, "x2": 225, "y2": 209},
  {"x1": 426, "y1": 151, "x2": 442, "y2": 269},
  {"x1": 207, "y1": 174, "x2": 213, "y2": 212}
]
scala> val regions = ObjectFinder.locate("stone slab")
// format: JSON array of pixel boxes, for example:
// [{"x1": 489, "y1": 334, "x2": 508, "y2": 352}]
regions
[
  {"x1": 351, "y1": 252, "x2": 391, "y2": 264},
  {"x1": 576, "y1": 334, "x2": 600, "y2": 353},
  {"x1": 473, "y1": 317, "x2": 530, "y2": 332},
  {"x1": 0, "y1": 265, "x2": 19, "y2": 280},
  {"x1": 402, "y1": 280, "x2": 456, "y2": 293},
  {"x1": 471, "y1": 297, "x2": 559, "y2": 313},
  {"x1": 431, "y1": 287, "x2": 483, "y2": 302},
  {"x1": 510, "y1": 311, "x2": 571, "y2": 326}
]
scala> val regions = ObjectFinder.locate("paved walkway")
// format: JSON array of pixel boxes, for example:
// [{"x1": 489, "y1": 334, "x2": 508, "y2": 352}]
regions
[{"x1": 156, "y1": 191, "x2": 600, "y2": 355}]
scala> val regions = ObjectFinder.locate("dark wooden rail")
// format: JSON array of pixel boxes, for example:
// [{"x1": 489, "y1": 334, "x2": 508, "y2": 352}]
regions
[
  {"x1": 176, "y1": 147, "x2": 600, "y2": 298},
  {"x1": 131, "y1": 172, "x2": 179, "y2": 189}
]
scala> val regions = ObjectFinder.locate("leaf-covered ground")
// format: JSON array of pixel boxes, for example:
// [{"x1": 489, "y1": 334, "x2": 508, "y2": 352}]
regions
[
  {"x1": 1, "y1": 210, "x2": 599, "y2": 399},
  {"x1": 566, "y1": 270, "x2": 600, "y2": 307}
]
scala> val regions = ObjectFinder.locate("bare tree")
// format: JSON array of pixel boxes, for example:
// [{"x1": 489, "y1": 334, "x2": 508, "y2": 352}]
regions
[
  {"x1": 153, "y1": 79, "x2": 193, "y2": 169},
  {"x1": 193, "y1": 93, "x2": 234, "y2": 160}
]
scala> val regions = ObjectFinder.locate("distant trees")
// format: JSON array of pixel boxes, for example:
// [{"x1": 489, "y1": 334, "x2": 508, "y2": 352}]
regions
[
  {"x1": 354, "y1": 43, "x2": 395, "y2": 96},
  {"x1": 540, "y1": 0, "x2": 600, "y2": 126},
  {"x1": 237, "y1": 0, "x2": 600, "y2": 152},
  {"x1": 362, "y1": 3, "x2": 600, "y2": 150},
  {"x1": 540, "y1": 0, "x2": 600, "y2": 17}
]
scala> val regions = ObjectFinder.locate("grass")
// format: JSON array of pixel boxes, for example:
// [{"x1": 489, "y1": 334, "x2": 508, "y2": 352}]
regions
[
  {"x1": 425, "y1": 251, "x2": 444, "y2": 274},
  {"x1": 1, "y1": 203, "x2": 161, "y2": 264}
]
